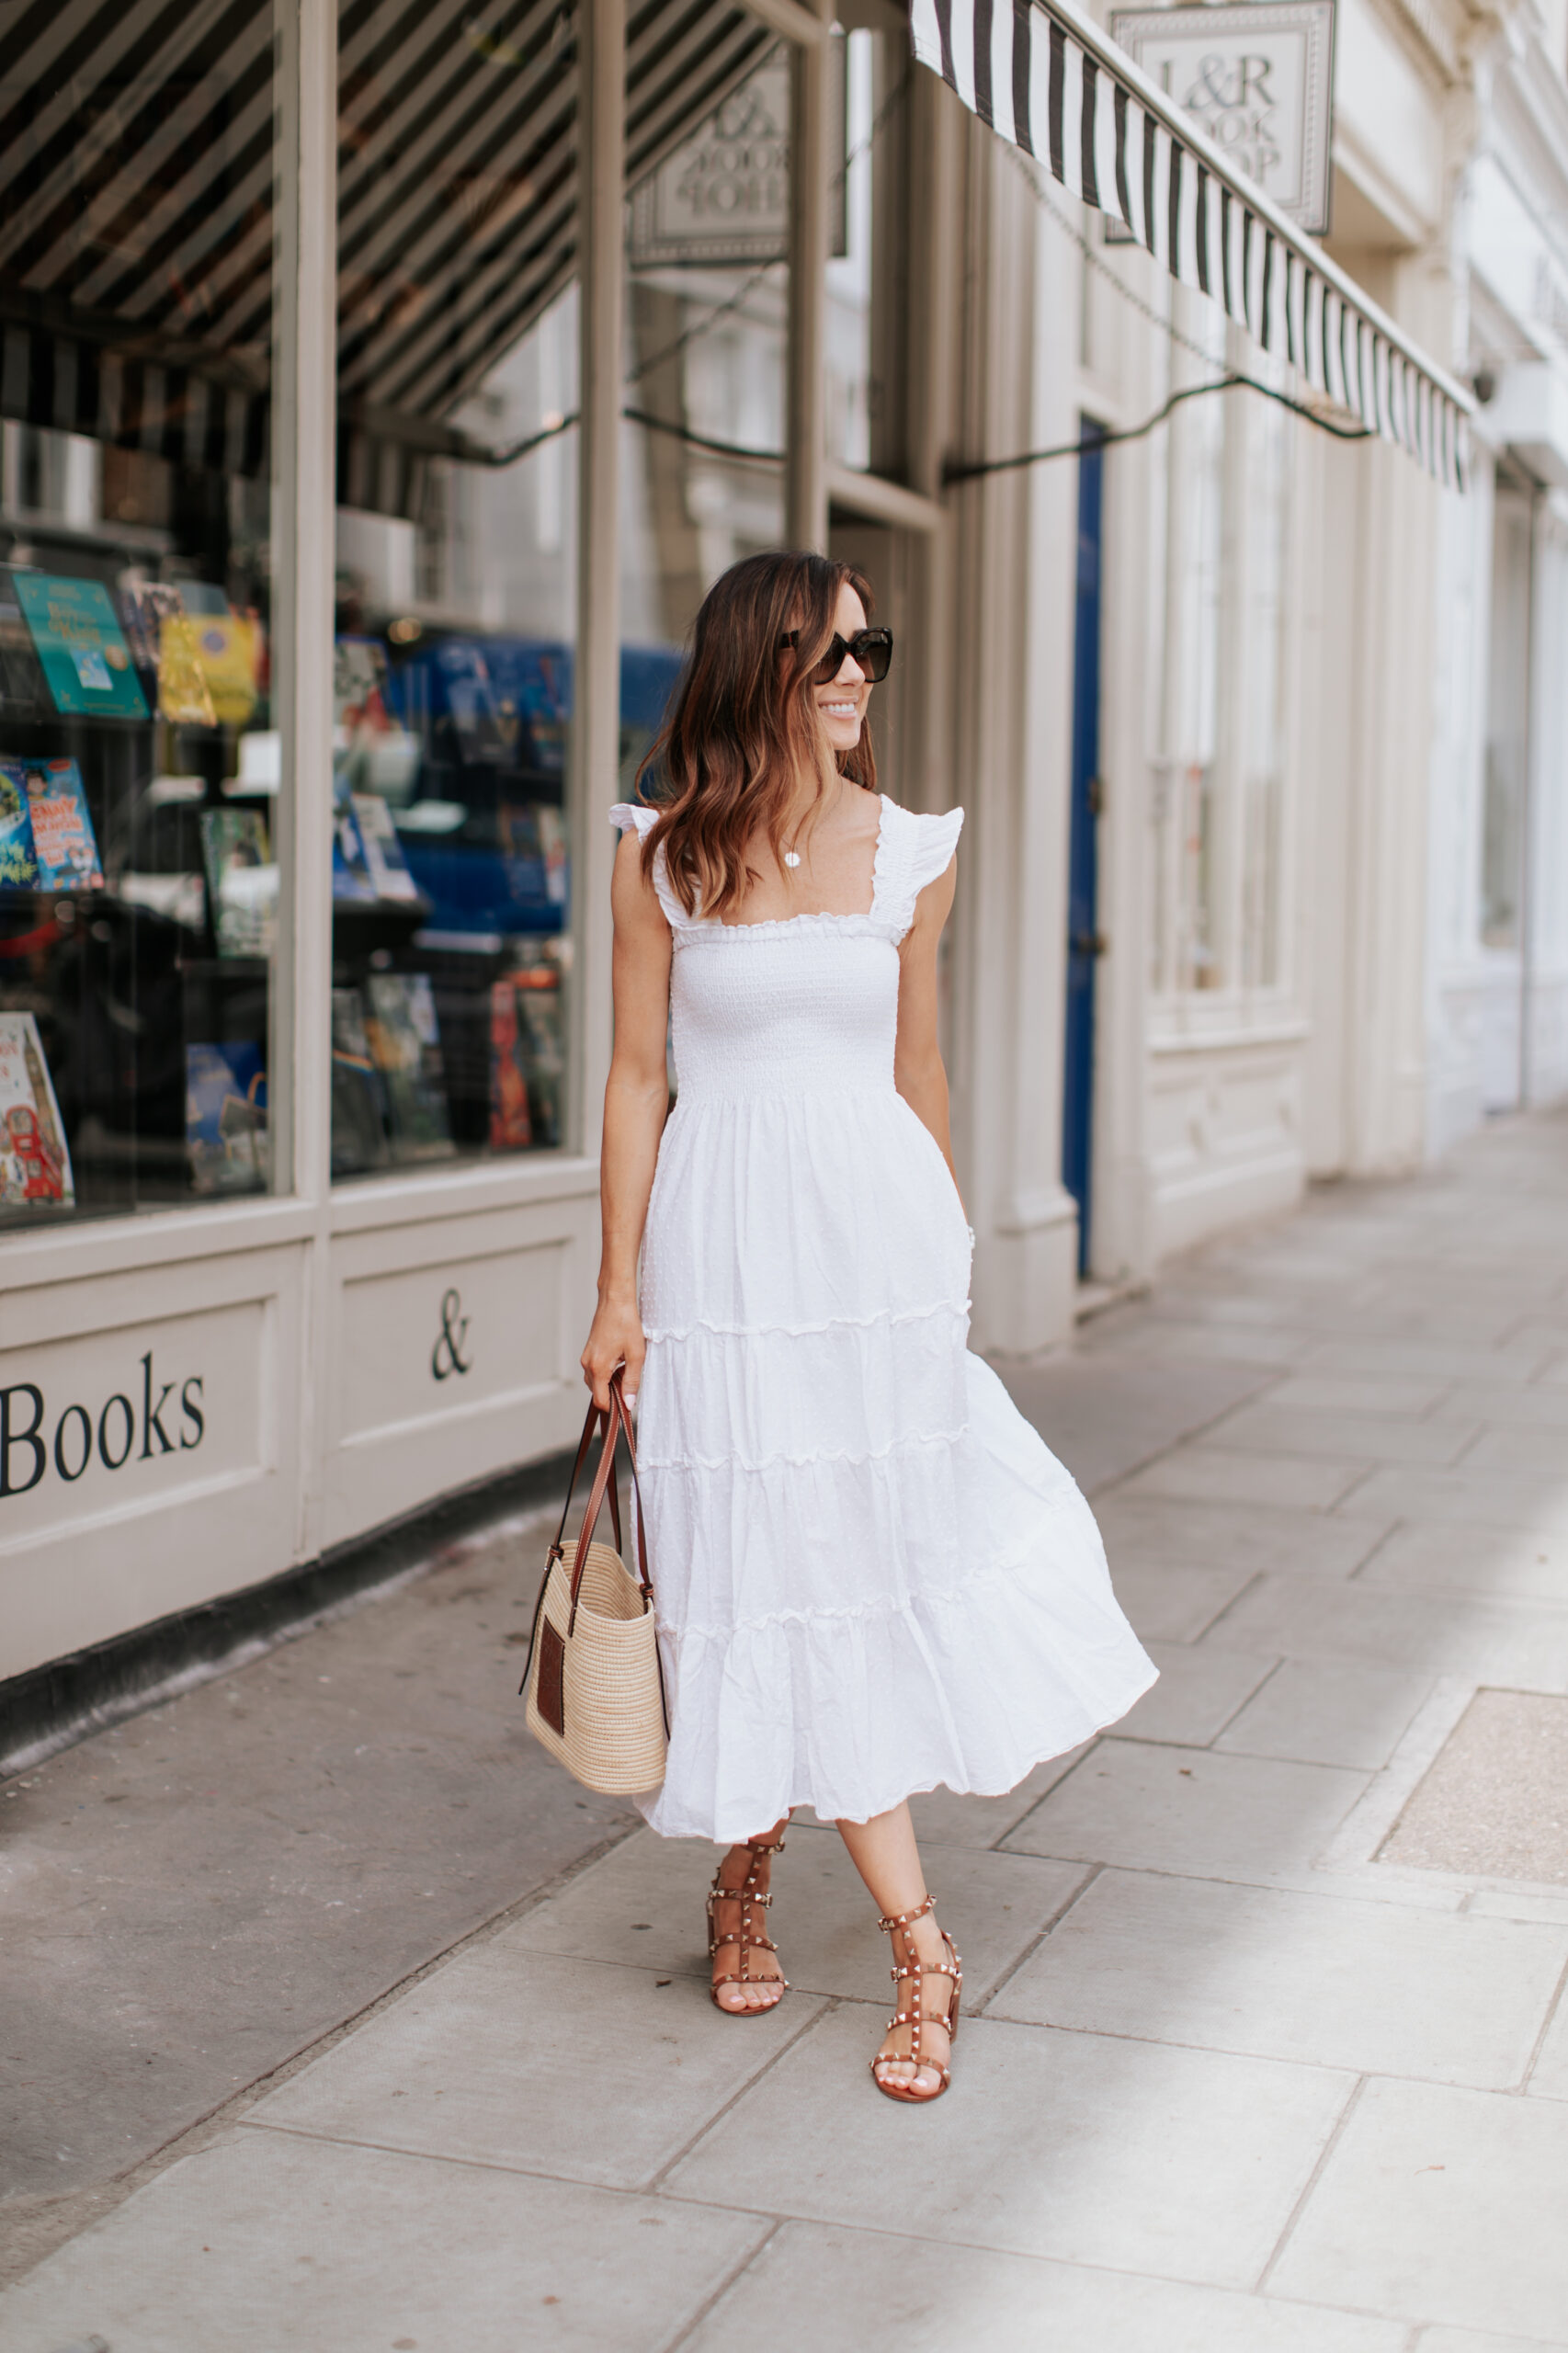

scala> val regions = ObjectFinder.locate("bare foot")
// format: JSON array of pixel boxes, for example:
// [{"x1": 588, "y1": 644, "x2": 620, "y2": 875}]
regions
[
  {"x1": 872, "y1": 1909, "x2": 958, "y2": 2097},
  {"x1": 709, "y1": 1839, "x2": 786, "y2": 2014}
]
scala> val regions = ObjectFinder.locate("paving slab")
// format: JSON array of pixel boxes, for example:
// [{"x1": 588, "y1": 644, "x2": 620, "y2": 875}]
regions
[
  {"x1": 987, "y1": 1870, "x2": 1568, "y2": 2089},
  {"x1": 1095, "y1": 1492, "x2": 1390, "y2": 1578},
  {"x1": 1339, "y1": 1466, "x2": 1568, "y2": 1533},
  {"x1": 1216, "y1": 1659, "x2": 1435, "y2": 1768},
  {"x1": 993, "y1": 1353, "x2": 1272, "y2": 1495},
  {"x1": 1460, "y1": 1426, "x2": 1568, "y2": 1472},
  {"x1": 1380, "y1": 1690, "x2": 1568, "y2": 1883},
  {"x1": 1116, "y1": 1447, "x2": 1370, "y2": 1512},
  {"x1": 1200, "y1": 1404, "x2": 1481, "y2": 1466},
  {"x1": 903, "y1": 1746, "x2": 1095, "y2": 1846},
  {"x1": 244, "y1": 1945, "x2": 826, "y2": 2190},
  {"x1": 1207, "y1": 1574, "x2": 1568, "y2": 1688},
  {"x1": 500, "y1": 1820, "x2": 1088, "y2": 2006},
  {"x1": 1267, "y1": 2076, "x2": 1568, "y2": 2340},
  {"x1": 1109, "y1": 1642, "x2": 1278, "y2": 1745},
  {"x1": 664, "y1": 2007, "x2": 1355, "y2": 2290},
  {"x1": 1077, "y1": 1314, "x2": 1313, "y2": 1369},
  {"x1": 1439, "y1": 1382, "x2": 1568, "y2": 1430},
  {"x1": 1000, "y1": 1739, "x2": 1369, "y2": 1878},
  {"x1": 1264, "y1": 1375, "x2": 1458, "y2": 1415},
  {"x1": 0, "y1": 2130, "x2": 767, "y2": 2353},
  {"x1": 0, "y1": 1503, "x2": 631, "y2": 2225},
  {"x1": 1301, "y1": 1338, "x2": 1562, "y2": 1382},
  {"x1": 1527, "y1": 1977, "x2": 1568, "y2": 2100},
  {"x1": 1357, "y1": 1521, "x2": 1568, "y2": 1604},
  {"x1": 1096, "y1": 1562, "x2": 1259, "y2": 1643},
  {"x1": 679, "y1": 2219, "x2": 1409, "y2": 2353},
  {"x1": 1415, "y1": 2332, "x2": 1568, "y2": 2353}
]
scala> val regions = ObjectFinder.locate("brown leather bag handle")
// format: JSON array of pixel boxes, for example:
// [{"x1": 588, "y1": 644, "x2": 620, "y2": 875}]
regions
[
  {"x1": 549, "y1": 1389, "x2": 623, "y2": 1565},
  {"x1": 566, "y1": 1368, "x2": 653, "y2": 1635}
]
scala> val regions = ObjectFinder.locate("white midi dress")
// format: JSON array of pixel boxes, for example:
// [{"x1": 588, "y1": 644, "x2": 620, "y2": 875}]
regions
[{"x1": 612, "y1": 794, "x2": 1156, "y2": 1843}]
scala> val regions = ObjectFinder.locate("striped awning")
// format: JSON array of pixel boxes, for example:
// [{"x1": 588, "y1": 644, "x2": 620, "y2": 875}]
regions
[
  {"x1": 912, "y1": 0, "x2": 1472, "y2": 489},
  {"x1": 0, "y1": 0, "x2": 773, "y2": 518}
]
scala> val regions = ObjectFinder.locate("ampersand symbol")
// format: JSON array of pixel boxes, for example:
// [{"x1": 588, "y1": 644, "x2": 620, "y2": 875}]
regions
[{"x1": 431, "y1": 1288, "x2": 472, "y2": 1381}]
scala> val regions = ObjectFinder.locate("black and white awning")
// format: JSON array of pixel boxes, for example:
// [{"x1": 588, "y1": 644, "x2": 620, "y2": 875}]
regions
[
  {"x1": 912, "y1": 0, "x2": 1471, "y2": 489},
  {"x1": 0, "y1": 0, "x2": 773, "y2": 519}
]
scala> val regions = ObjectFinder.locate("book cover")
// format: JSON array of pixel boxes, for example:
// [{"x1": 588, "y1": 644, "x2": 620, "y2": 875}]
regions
[
  {"x1": 350, "y1": 793, "x2": 420, "y2": 902},
  {"x1": 0, "y1": 1011, "x2": 74, "y2": 1208},
  {"x1": 512, "y1": 971, "x2": 565, "y2": 1148},
  {"x1": 199, "y1": 809, "x2": 277, "y2": 957},
  {"x1": 175, "y1": 612, "x2": 261, "y2": 726},
  {"x1": 330, "y1": 988, "x2": 392, "y2": 1175},
  {"x1": 0, "y1": 762, "x2": 40, "y2": 891},
  {"x1": 120, "y1": 583, "x2": 215, "y2": 724},
  {"x1": 488, "y1": 981, "x2": 534, "y2": 1152},
  {"x1": 186, "y1": 1041, "x2": 267, "y2": 1196},
  {"x1": 15, "y1": 573, "x2": 149, "y2": 720},
  {"x1": 17, "y1": 759, "x2": 103, "y2": 891},
  {"x1": 363, "y1": 972, "x2": 455, "y2": 1162},
  {"x1": 0, "y1": 574, "x2": 51, "y2": 719},
  {"x1": 331, "y1": 798, "x2": 377, "y2": 902}
]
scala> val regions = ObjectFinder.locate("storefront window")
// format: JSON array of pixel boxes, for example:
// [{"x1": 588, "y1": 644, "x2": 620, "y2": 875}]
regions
[
  {"x1": 330, "y1": 10, "x2": 580, "y2": 1176},
  {"x1": 621, "y1": 19, "x2": 790, "y2": 725},
  {"x1": 1152, "y1": 325, "x2": 1293, "y2": 1005},
  {"x1": 824, "y1": 22, "x2": 909, "y2": 479},
  {"x1": 1, "y1": 5, "x2": 280, "y2": 1226}
]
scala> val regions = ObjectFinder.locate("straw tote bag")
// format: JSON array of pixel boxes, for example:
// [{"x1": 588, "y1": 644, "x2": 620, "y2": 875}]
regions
[{"x1": 522, "y1": 1370, "x2": 667, "y2": 1794}]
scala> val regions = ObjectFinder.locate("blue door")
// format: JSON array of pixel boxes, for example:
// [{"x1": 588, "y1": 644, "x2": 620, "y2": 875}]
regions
[{"x1": 1062, "y1": 422, "x2": 1105, "y2": 1275}]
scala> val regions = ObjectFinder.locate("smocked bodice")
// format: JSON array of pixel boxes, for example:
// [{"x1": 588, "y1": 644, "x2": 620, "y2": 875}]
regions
[{"x1": 608, "y1": 795, "x2": 964, "y2": 1108}]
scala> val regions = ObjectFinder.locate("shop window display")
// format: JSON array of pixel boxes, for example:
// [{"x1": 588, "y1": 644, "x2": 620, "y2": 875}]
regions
[{"x1": 0, "y1": 6, "x2": 281, "y2": 1227}]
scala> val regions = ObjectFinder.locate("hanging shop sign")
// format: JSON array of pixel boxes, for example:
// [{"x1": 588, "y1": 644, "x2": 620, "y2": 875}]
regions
[
  {"x1": 630, "y1": 53, "x2": 794, "y2": 267},
  {"x1": 1107, "y1": 2, "x2": 1335, "y2": 237}
]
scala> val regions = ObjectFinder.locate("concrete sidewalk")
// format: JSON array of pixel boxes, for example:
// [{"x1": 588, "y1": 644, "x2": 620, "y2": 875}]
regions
[{"x1": 6, "y1": 1109, "x2": 1568, "y2": 2351}]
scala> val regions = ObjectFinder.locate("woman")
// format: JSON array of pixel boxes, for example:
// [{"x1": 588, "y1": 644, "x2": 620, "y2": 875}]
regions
[{"x1": 582, "y1": 550, "x2": 1154, "y2": 2102}]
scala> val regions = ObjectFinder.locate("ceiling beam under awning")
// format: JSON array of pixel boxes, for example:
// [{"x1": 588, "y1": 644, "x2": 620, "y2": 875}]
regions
[{"x1": 911, "y1": 0, "x2": 1473, "y2": 489}]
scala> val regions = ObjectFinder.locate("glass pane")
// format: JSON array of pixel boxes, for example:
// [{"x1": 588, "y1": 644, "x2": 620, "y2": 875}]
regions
[
  {"x1": 1483, "y1": 486, "x2": 1531, "y2": 952},
  {"x1": 331, "y1": 5, "x2": 579, "y2": 1176},
  {"x1": 824, "y1": 25, "x2": 909, "y2": 478},
  {"x1": 621, "y1": 16, "x2": 790, "y2": 753},
  {"x1": 1240, "y1": 391, "x2": 1290, "y2": 991},
  {"x1": 1, "y1": 4, "x2": 279, "y2": 1227},
  {"x1": 1155, "y1": 329, "x2": 1226, "y2": 995}
]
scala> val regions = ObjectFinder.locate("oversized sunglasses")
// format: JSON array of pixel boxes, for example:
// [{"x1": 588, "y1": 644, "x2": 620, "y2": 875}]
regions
[{"x1": 778, "y1": 626, "x2": 894, "y2": 684}]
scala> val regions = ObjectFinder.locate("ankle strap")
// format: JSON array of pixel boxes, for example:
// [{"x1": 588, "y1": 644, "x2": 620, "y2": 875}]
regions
[
  {"x1": 746, "y1": 1837, "x2": 786, "y2": 1857},
  {"x1": 877, "y1": 1893, "x2": 936, "y2": 1932}
]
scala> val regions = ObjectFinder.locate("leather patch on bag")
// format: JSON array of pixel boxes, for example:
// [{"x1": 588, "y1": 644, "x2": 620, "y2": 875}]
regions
[{"x1": 536, "y1": 1619, "x2": 566, "y2": 1736}]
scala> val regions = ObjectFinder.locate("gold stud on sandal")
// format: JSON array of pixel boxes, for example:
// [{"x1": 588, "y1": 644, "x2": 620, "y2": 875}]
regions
[
  {"x1": 707, "y1": 1837, "x2": 789, "y2": 2016},
  {"x1": 870, "y1": 1893, "x2": 961, "y2": 2102}
]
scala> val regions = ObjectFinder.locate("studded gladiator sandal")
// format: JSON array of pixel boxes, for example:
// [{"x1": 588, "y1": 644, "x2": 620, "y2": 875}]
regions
[
  {"x1": 871, "y1": 1893, "x2": 962, "y2": 2102},
  {"x1": 707, "y1": 1836, "x2": 789, "y2": 2015}
]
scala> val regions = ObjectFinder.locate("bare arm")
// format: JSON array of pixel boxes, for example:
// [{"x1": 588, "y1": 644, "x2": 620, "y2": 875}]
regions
[
  {"x1": 893, "y1": 852, "x2": 964, "y2": 1209},
  {"x1": 580, "y1": 830, "x2": 673, "y2": 1409}
]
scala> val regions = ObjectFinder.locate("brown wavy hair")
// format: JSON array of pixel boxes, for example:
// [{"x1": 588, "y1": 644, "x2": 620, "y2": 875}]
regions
[{"x1": 633, "y1": 550, "x2": 878, "y2": 921}]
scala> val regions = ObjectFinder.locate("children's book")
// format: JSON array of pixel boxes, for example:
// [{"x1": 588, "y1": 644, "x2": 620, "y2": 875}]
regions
[
  {"x1": 363, "y1": 973, "x2": 455, "y2": 1161},
  {"x1": 199, "y1": 809, "x2": 277, "y2": 957},
  {"x1": 0, "y1": 759, "x2": 103, "y2": 891},
  {"x1": 0, "y1": 762, "x2": 39, "y2": 891},
  {"x1": 120, "y1": 583, "x2": 215, "y2": 724},
  {"x1": 330, "y1": 988, "x2": 392, "y2": 1176},
  {"x1": 491, "y1": 970, "x2": 564, "y2": 1150},
  {"x1": 0, "y1": 1012, "x2": 74, "y2": 1208},
  {"x1": 488, "y1": 981, "x2": 534, "y2": 1152},
  {"x1": 15, "y1": 573, "x2": 149, "y2": 720},
  {"x1": 172, "y1": 612, "x2": 261, "y2": 725},
  {"x1": 186, "y1": 1041, "x2": 267, "y2": 1195},
  {"x1": 350, "y1": 793, "x2": 420, "y2": 902},
  {"x1": 331, "y1": 799, "x2": 377, "y2": 901}
]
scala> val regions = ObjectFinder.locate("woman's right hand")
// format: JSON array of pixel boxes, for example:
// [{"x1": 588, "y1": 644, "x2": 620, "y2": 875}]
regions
[{"x1": 581, "y1": 1290, "x2": 645, "y2": 1414}]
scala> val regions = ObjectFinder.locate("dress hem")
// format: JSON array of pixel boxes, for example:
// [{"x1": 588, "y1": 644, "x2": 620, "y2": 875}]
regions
[{"x1": 632, "y1": 1658, "x2": 1160, "y2": 1844}]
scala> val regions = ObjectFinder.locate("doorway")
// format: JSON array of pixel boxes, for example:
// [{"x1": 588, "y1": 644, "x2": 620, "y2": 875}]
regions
[{"x1": 1062, "y1": 421, "x2": 1105, "y2": 1274}]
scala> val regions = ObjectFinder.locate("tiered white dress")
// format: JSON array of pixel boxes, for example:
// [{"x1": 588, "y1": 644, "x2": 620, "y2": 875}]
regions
[{"x1": 611, "y1": 794, "x2": 1155, "y2": 1843}]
